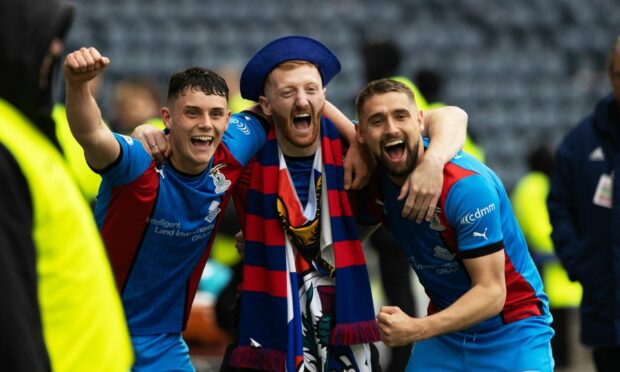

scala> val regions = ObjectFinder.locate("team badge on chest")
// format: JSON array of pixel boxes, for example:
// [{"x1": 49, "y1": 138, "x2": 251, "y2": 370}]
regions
[
  {"x1": 209, "y1": 164, "x2": 231, "y2": 194},
  {"x1": 429, "y1": 207, "x2": 445, "y2": 231}
]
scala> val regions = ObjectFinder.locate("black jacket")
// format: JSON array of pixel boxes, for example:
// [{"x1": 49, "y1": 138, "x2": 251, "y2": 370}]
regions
[
  {"x1": 548, "y1": 94, "x2": 620, "y2": 346},
  {"x1": 0, "y1": 0, "x2": 74, "y2": 370}
]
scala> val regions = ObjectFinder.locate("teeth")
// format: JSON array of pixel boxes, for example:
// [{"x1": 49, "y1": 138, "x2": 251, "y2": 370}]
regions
[
  {"x1": 294, "y1": 113, "x2": 311, "y2": 119},
  {"x1": 192, "y1": 136, "x2": 213, "y2": 144},
  {"x1": 384, "y1": 139, "x2": 404, "y2": 147}
]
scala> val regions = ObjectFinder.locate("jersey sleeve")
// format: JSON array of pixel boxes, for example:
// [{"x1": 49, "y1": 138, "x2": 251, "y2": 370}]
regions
[
  {"x1": 98, "y1": 133, "x2": 153, "y2": 186},
  {"x1": 221, "y1": 112, "x2": 268, "y2": 167},
  {"x1": 445, "y1": 174, "x2": 504, "y2": 258}
]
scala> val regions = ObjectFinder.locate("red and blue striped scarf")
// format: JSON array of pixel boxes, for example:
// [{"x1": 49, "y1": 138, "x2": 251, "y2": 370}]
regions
[{"x1": 230, "y1": 117, "x2": 379, "y2": 371}]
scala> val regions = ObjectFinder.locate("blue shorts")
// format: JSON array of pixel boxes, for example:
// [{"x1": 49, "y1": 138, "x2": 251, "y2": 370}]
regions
[
  {"x1": 131, "y1": 333, "x2": 195, "y2": 372},
  {"x1": 407, "y1": 316, "x2": 554, "y2": 372}
]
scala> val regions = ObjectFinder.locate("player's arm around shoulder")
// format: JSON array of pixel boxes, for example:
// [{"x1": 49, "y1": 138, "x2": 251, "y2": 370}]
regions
[
  {"x1": 325, "y1": 101, "x2": 374, "y2": 190},
  {"x1": 398, "y1": 105, "x2": 468, "y2": 223},
  {"x1": 222, "y1": 108, "x2": 268, "y2": 166},
  {"x1": 64, "y1": 47, "x2": 119, "y2": 171}
]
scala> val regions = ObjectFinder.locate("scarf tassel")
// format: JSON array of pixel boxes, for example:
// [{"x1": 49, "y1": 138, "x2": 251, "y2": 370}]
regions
[
  {"x1": 229, "y1": 345, "x2": 285, "y2": 372},
  {"x1": 330, "y1": 319, "x2": 381, "y2": 345}
]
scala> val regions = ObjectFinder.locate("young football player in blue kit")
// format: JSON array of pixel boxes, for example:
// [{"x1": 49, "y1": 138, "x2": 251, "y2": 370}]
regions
[
  {"x1": 354, "y1": 79, "x2": 555, "y2": 371},
  {"x1": 63, "y1": 47, "x2": 269, "y2": 371}
]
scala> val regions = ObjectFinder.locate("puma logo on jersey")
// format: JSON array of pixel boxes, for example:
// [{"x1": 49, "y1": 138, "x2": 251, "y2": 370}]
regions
[{"x1": 473, "y1": 227, "x2": 488, "y2": 240}]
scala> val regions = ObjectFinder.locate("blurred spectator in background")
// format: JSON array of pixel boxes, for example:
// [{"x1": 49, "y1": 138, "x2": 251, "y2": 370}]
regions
[
  {"x1": 110, "y1": 77, "x2": 163, "y2": 134},
  {"x1": 361, "y1": 39, "x2": 429, "y2": 109},
  {"x1": 218, "y1": 65, "x2": 254, "y2": 114},
  {"x1": 548, "y1": 35, "x2": 620, "y2": 372},
  {"x1": 414, "y1": 68, "x2": 485, "y2": 163},
  {"x1": 413, "y1": 69, "x2": 443, "y2": 107},
  {"x1": 511, "y1": 144, "x2": 582, "y2": 368},
  {"x1": 359, "y1": 38, "x2": 419, "y2": 372},
  {"x1": 0, "y1": 1, "x2": 132, "y2": 371}
]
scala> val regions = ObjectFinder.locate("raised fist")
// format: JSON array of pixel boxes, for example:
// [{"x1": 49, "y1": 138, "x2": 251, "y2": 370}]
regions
[{"x1": 63, "y1": 47, "x2": 110, "y2": 84}]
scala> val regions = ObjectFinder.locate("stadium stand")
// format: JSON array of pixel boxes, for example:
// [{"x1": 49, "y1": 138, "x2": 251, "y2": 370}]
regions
[{"x1": 62, "y1": 0, "x2": 616, "y2": 189}]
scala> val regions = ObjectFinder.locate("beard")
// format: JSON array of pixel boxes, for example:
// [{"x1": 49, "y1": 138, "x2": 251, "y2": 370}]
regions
[{"x1": 378, "y1": 139, "x2": 419, "y2": 179}]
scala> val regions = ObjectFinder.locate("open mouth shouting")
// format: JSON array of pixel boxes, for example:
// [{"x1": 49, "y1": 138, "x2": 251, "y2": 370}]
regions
[
  {"x1": 383, "y1": 138, "x2": 407, "y2": 162},
  {"x1": 292, "y1": 113, "x2": 312, "y2": 132}
]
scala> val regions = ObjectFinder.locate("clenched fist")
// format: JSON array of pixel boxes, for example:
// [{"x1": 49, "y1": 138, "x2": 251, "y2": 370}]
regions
[{"x1": 64, "y1": 47, "x2": 109, "y2": 84}]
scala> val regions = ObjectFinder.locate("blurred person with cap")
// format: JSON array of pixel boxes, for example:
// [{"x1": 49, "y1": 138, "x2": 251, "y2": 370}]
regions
[
  {"x1": 0, "y1": 0, "x2": 132, "y2": 371},
  {"x1": 226, "y1": 36, "x2": 466, "y2": 372},
  {"x1": 548, "y1": 35, "x2": 620, "y2": 372}
]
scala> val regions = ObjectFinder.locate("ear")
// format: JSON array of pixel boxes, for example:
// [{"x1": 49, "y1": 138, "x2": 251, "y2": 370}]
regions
[
  {"x1": 355, "y1": 121, "x2": 366, "y2": 144},
  {"x1": 161, "y1": 107, "x2": 172, "y2": 129},
  {"x1": 258, "y1": 96, "x2": 271, "y2": 115},
  {"x1": 225, "y1": 110, "x2": 231, "y2": 131},
  {"x1": 417, "y1": 109, "x2": 424, "y2": 132}
]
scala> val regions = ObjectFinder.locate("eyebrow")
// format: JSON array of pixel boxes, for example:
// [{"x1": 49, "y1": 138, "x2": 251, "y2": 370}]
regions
[
  {"x1": 393, "y1": 109, "x2": 410, "y2": 116},
  {"x1": 184, "y1": 105, "x2": 227, "y2": 112},
  {"x1": 367, "y1": 112, "x2": 385, "y2": 122}
]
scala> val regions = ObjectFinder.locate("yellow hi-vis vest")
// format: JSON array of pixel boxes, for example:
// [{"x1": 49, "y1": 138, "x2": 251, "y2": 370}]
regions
[
  {"x1": 392, "y1": 76, "x2": 429, "y2": 111},
  {"x1": 511, "y1": 171, "x2": 582, "y2": 308},
  {"x1": 426, "y1": 101, "x2": 486, "y2": 164},
  {"x1": 0, "y1": 99, "x2": 133, "y2": 371},
  {"x1": 53, "y1": 104, "x2": 101, "y2": 202},
  {"x1": 392, "y1": 79, "x2": 487, "y2": 164}
]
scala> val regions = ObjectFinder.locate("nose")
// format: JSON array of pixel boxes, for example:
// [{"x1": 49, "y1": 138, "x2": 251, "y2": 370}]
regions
[
  {"x1": 197, "y1": 113, "x2": 213, "y2": 130},
  {"x1": 295, "y1": 92, "x2": 310, "y2": 108},
  {"x1": 384, "y1": 116, "x2": 399, "y2": 134}
]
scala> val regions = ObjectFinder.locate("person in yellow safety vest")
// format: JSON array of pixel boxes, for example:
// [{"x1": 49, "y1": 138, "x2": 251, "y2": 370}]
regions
[
  {"x1": 511, "y1": 144, "x2": 582, "y2": 368},
  {"x1": 412, "y1": 69, "x2": 486, "y2": 163},
  {"x1": 0, "y1": 0, "x2": 133, "y2": 370},
  {"x1": 53, "y1": 104, "x2": 102, "y2": 202}
]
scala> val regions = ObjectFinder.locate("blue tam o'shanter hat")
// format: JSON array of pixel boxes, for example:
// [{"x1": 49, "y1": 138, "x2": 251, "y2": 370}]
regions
[{"x1": 240, "y1": 35, "x2": 341, "y2": 102}]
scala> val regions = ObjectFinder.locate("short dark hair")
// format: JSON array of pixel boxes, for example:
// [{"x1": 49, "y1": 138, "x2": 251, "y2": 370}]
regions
[
  {"x1": 355, "y1": 78, "x2": 415, "y2": 118},
  {"x1": 167, "y1": 67, "x2": 229, "y2": 103}
]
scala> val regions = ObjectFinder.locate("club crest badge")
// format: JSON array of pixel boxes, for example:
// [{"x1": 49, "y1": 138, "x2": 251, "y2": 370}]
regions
[
  {"x1": 429, "y1": 207, "x2": 445, "y2": 231},
  {"x1": 210, "y1": 164, "x2": 231, "y2": 194}
]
